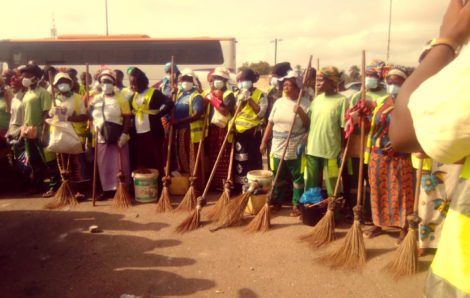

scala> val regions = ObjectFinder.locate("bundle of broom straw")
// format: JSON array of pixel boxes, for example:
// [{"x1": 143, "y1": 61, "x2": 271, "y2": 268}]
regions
[
  {"x1": 245, "y1": 55, "x2": 313, "y2": 233},
  {"x1": 175, "y1": 101, "x2": 244, "y2": 233},
  {"x1": 175, "y1": 108, "x2": 209, "y2": 212},
  {"x1": 45, "y1": 154, "x2": 78, "y2": 209},
  {"x1": 112, "y1": 148, "x2": 132, "y2": 208},
  {"x1": 211, "y1": 181, "x2": 259, "y2": 231},
  {"x1": 300, "y1": 137, "x2": 351, "y2": 248},
  {"x1": 156, "y1": 56, "x2": 177, "y2": 213},
  {"x1": 207, "y1": 142, "x2": 235, "y2": 221},
  {"x1": 384, "y1": 158, "x2": 423, "y2": 277},
  {"x1": 318, "y1": 50, "x2": 367, "y2": 269}
]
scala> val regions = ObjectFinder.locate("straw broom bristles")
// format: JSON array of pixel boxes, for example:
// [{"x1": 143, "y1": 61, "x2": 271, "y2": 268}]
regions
[
  {"x1": 384, "y1": 215, "x2": 420, "y2": 277},
  {"x1": 175, "y1": 177, "x2": 197, "y2": 212},
  {"x1": 211, "y1": 185, "x2": 256, "y2": 231},
  {"x1": 318, "y1": 206, "x2": 366, "y2": 269},
  {"x1": 156, "y1": 177, "x2": 173, "y2": 213},
  {"x1": 299, "y1": 198, "x2": 337, "y2": 247},
  {"x1": 244, "y1": 201, "x2": 270, "y2": 233},
  {"x1": 112, "y1": 171, "x2": 132, "y2": 209},
  {"x1": 207, "y1": 181, "x2": 231, "y2": 221},
  {"x1": 44, "y1": 171, "x2": 78, "y2": 210},
  {"x1": 175, "y1": 197, "x2": 202, "y2": 233}
]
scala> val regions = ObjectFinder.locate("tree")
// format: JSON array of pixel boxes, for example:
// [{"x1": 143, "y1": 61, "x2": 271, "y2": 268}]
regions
[{"x1": 237, "y1": 61, "x2": 272, "y2": 75}]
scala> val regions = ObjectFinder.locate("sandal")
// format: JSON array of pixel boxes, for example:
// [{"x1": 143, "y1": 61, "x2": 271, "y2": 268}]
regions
[
  {"x1": 363, "y1": 226, "x2": 383, "y2": 239},
  {"x1": 42, "y1": 189, "x2": 55, "y2": 198},
  {"x1": 289, "y1": 207, "x2": 301, "y2": 217}
]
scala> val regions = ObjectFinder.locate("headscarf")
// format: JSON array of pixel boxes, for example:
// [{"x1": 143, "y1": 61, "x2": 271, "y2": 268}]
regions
[
  {"x1": 164, "y1": 62, "x2": 180, "y2": 75},
  {"x1": 319, "y1": 66, "x2": 341, "y2": 87},
  {"x1": 366, "y1": 59, "x2": 386, "y2": 78},
  {"x1": 386, "y1": 68, "x2": 408, "y2": 80},
  {"x1": 272, "y1": 62, "x2": 292, "y2": 77}
]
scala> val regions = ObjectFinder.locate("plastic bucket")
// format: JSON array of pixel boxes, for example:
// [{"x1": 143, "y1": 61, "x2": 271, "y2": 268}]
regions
[
  {"x1": 132, "y1": 169, "x2": 159, "y2": 203},
  {"x1": 169, "y1": 174, "x2": 190, "y2": 195},
  {"x1": 247, "y1": 170, "x2": 273, "y2": 194},
  {"x1": 245, "y1": 194, "x2": 267, "y2": 215},
  {"x1": 299, "y1": 204, "x2": 326, "y2": 226}
]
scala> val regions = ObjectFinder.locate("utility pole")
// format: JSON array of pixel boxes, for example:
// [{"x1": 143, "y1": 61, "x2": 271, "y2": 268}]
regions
[
  {"x1": 271, "y1": 38, "x2": 283, "y2": 65},
  {"x1": 386, "y1": 0, "x2": 392, "y2": 62},
  {"x1": 105, "y1": 0, "x2": 109, "y2": 36}
]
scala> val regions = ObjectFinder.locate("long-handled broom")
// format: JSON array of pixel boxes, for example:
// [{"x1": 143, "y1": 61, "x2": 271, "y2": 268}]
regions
[
  {"x1": 318, "y1": 50, "x2": 367, "y2": 269},
  {"x1": 244, "y1": 56, "x2": 313, "y2": 233},
  {"x1": 45, "y1": 71, "x2": 78, "y2": 209},
  {"x1": 300, "y1": 137, "x2": 351, "y2": 247},
  {"x1": 156, "y1": 56, "x2": 177, "y2": 213},
  {"x1": 175, "y1": 107, "x2": 209, "y2": 212},
  {"x1": 207, "y1": 140, "x2": 235, "y2": 221},
  {"x1": 175, "y1": 101, "x2": 244, "y2": 233},
  {"x1": 112, "y1": 145, "x2": 132, "y2": 208},
  {"x1": 384, "y1": 158, "x2": 423, "y2": 277}
]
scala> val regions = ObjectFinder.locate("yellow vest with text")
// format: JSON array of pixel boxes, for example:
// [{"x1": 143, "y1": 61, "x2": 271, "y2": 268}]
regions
[
  {"x1": 234, "y1": 88, "x2": 264, "y2": 133},
  {"x1": 176, "y1": 89, "x2": 205, "y2": 143}
]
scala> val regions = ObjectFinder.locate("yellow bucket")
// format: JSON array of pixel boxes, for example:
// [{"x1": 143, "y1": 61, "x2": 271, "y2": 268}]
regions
[
  {"x1": 245, "y1": 194, "x2": 268, "y2": 215},
  {"x1": 132, "y1": 169, "x2": 159, "y2": 203}
]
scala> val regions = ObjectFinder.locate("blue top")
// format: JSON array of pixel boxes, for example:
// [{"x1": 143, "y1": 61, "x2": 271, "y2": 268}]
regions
[{"x1": 174, "y1": 89, "x2": 204, "y2": 129}]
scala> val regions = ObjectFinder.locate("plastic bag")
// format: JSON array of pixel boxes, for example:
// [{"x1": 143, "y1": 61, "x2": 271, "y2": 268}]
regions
[
  {"x1": 45, "y1": 119, "x2": 83, "y2": 154},
  {"x1": 299, "y1": 187, "x2": 324, "y2": 205}
]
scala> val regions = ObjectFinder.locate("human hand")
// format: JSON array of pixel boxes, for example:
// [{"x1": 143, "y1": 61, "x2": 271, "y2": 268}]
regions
[
  {"x1": 117, "y1": 133, "x2": 130, "y2": 148},
  {"x1": 293, "y1": 104, "x2": 303, "y2": 114},
  {"x1": 296, "y1": 143, "x2": 306, "y2": 157},
  {"x1": 440, "y1": 0, "x2": 470, "y2": 46},
  {"x1": 414, "y1": 152, "x2": 428, "y2": 159},
  {"x1": 260, "y1": 142, "x2": 267, "y2": 155}
]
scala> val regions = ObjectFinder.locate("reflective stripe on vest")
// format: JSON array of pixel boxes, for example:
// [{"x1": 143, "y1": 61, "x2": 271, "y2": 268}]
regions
[
  {"x1": 177, "y1": 89, "x2": 205, "y2": 143},
  {"x1": 234, "y1": 88, "x2": 263, "y2": 133},
  {"x1": 425, "y1": 162, "x2": 470, "y2": 297},
  {"x1": 131, "y1": 88, "x2": 157, "y2": 121}
]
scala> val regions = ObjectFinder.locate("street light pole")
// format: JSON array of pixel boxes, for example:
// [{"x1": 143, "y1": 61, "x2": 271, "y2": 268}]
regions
[
  {"x1": 386, "y1": 0, "x2": 392, "y2": 62},
  {"x1": 271, "y1": 38, "x2": 283, "y2": 65},
  {"x1": 105, "y1": 0, "x2": 109, "y2": 36}
]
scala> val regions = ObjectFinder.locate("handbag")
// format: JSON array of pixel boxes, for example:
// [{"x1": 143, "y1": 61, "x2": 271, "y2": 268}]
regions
[
  {"x1": 99, "y1": 98, "x2": 123, "y2": 144},
  {"x1": 211, "y1": 108, "x2": 230, "y2": 128}
]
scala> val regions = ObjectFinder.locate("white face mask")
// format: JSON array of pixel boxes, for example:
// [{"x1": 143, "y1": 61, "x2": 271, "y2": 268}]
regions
[
  {"x1": 270, "y1": 77, "x2": 279, "y2": 88},
  {"x1": 365, "y1": 76, "x2": 379, "y2": 89},
  {"x1": 240, "y1": 80, "x2": 253, "y2": 90},
  {"x1": 22, "y1": 77, "x2": 33, "y2": 88},
  {"x1": 213, "y1": 80, "x2": 225, "y2": 90},
  {"x1": 102, "y1": 83, "x2": 114, "y2": 94},
  {"x1": 57, "y1": 83, "x2": 71, "y2": 93},
  {"x1": 181, "y1": 81, "x2": 193, "y2": 91},
  {"x1": 387, "y1": 84, "x2": 401, "y2": 96}
]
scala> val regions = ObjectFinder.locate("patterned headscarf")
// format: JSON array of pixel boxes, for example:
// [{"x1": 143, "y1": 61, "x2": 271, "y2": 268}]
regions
[
  {"x1": 319, "y1": 66, "x2": 341, "y2": 87},
  {"x1": 386, "y1": 66, "x2": 408, "y2": 80},
  {"x1": 366, "y1": 59, "x2": 386, "y2": 78}
]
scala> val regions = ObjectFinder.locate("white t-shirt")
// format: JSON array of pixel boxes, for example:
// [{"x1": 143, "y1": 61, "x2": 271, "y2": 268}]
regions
[
  {"x1": 9, "y1": 92, "x2": 24, "y2": 126},
  {"x1": 91, "y1": 94, "x2": 126, "y2": 143},
  {"x1": 268, "y1": 96, "x2": 310, "y2": 160},
  {"x1": 134, "y1": 88, "x2": 151, "y2": 134},
  {"x1": 409, "y1": 45, "x2": 470, "y2": 163},
  {"x1": 54, "y1": 94, "x2": 86, "y2": 118}
]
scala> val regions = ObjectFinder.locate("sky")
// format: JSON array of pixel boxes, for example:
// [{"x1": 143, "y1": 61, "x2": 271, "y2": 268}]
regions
[{"x1": 0, "y1": 0, "x2": 449, "y2": 72}]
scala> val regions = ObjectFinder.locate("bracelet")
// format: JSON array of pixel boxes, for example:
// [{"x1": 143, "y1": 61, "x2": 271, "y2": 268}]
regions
[{"x1": 429, "y1": 38, "x2": 461, "y2": 57}]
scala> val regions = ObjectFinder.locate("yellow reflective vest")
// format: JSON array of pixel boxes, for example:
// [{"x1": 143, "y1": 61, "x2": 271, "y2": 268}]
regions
[
  {"x1": 176, "y1": 89, "x2": 205, "y2": 143},
  {"x1": 131, "y1": 88, "x2": 158, "y2": 121},
  {"x1": 234, "y1": 88, "x2": 264, "y2": 134}
]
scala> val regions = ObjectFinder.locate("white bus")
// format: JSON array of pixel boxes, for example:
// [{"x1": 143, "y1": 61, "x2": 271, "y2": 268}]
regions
[{"x1": 0, "y1": 35, "x2": 236, "y2": 86}]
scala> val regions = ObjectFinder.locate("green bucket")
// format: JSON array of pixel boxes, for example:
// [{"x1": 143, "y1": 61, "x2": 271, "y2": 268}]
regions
[{"x1": 132, "y1": 169, "x2": 159, "y2": 203}]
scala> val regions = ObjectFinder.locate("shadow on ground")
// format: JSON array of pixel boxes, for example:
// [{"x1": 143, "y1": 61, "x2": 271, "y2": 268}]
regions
[{"x1": 0, "y1": 210, "x2": 215, "y2": 297}]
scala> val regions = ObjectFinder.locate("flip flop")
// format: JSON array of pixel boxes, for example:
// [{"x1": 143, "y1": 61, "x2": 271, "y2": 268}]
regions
[{"x1": 363, "y1": 226, "x2": 383, "y2": 239}]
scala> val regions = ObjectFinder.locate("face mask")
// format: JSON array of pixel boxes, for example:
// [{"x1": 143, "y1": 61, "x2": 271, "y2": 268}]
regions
[
  {"x1": 102, "y1": 83, "x2": 114, "y2": 94},
  {"x1": 270, "y1": 77, "x2": 279, "y2": 88},
  {"x1": 22, "y1": 78, "x2": 33, "y2": 88},
  {"x1": 365, "y1": 77, "x2": 378, "y2": 89},
  {"x1": 213, "y1": 80, "x2": 225, "y2": 90},
  {"x1": 181, "y1": 81, "x2": 193, "y2": 91},
  {"x1": 387, "y1": 84, "x2": 401, "y2": 96},
  {"x1": 57, "y1": 83, "x2": 71, "y2": 93},
  {"x1": 240, "y1": 80, "x2": 253, "y2": 90}
]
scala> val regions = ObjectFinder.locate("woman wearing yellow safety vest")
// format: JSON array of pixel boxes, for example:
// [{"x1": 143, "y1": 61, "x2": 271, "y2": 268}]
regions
[
  {"x1": 89, "y1": 70, "x2": 132, "y2": 198},
  {"x1": 128, "y1": 67, "x2": 174, "y2": 195},
  {"x1": 171, "y1": 68, "x2": 206, "y2": 191},
  {"x1": 233, "y1": 69, "x2": 267, "y2": 191},
  {"x1": 205, "y1": 67, "x2": 236, "y2": 191},
  {"x1": 391, "y1": 1, "x2": 470, "y2": 296},
  {"x1": 50, "y1": 72, "x2": 89, "y2": 198}
]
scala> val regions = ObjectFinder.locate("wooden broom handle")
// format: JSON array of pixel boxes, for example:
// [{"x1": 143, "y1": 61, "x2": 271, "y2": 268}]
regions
[
  {"x1": 356, "y1": 50, "x2": 367, "y2": 207},
  {"x1": 190, "y1": 104, "x2": 209, "y2": 177},
  {"x1": 164, "y1": 56, "x2": 177, "y2": 178},
  {"x1": 201, "y1": 102, "x2": 244, "y2": 199},
  {"x1": 268, "y1": 56, "x2": 313, "y2": 199},
  {"x1": 92, "y1": 133, "x2": 98, "y2": 206},
  {"x1": 226, "y1": 137, "x2": 236, "y2": 181},
  {"x1": 413, "y1": 158, "x2": 424, "y2": 213},
  {"x1": 333, "y1": 137, "x2": 351, "y2": 197}
]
